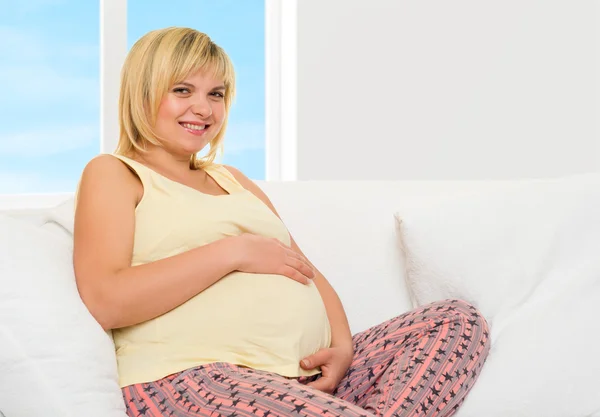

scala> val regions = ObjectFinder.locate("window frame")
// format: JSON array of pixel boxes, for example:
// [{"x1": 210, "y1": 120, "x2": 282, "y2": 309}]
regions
[
  {"x1": 0, "y1": 0, "x2": 295, "y2": 209},
  {"x1": 265, "y1": 0, "x2": 297, "y2": 181}
]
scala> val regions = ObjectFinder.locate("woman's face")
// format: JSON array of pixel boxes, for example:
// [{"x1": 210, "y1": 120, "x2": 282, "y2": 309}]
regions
[{"x1": 154, "y1": 69, "x2": 226, "y2": 157}]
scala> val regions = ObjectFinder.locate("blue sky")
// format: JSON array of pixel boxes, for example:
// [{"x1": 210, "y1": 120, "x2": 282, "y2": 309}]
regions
[{"x1": 0, "y1": 0, "x2": 265, "y2": 194}]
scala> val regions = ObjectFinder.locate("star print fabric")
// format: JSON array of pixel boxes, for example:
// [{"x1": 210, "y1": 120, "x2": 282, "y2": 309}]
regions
[{"x1": 122, "y1": 299, "x2": 490, "y2": 417}]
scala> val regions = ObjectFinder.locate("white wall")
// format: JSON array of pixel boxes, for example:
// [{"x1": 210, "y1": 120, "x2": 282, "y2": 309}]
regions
[{"x1": 296, "y1": 0, "x2": 599, "y2": 180}]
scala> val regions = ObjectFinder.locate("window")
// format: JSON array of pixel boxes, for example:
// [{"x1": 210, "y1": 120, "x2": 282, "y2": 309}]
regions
[
  {"x1": 0, "y1": 1, "x2": 100, "y2": 194},
  {"x1": 0, "y1": 0, "x2": 275, "y2": 196},
  {"x1": 128, "y1": 0, "x2": 266, "y2": 180}
]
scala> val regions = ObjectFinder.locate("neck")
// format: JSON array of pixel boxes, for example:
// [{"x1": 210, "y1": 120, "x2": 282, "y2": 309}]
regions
[{"x1": 133, "y1": 146, "x2": 197, "y2": 178}]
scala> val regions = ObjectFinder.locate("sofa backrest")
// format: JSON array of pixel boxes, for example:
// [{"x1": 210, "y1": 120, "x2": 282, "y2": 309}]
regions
[
  {"x1": 0, "y1": 178, "x2": 538, "y2": 333},
  {"x1": 256, "y1": 179, "x2": 525, "y2": 332}
]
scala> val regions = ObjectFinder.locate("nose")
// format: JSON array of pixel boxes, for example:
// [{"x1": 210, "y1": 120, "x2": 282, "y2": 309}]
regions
[{"x1": 191, "y1": 96, "x2": 212, "y2": 118}]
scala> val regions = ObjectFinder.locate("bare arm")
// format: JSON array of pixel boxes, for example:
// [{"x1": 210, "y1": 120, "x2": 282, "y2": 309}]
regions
[
  {"x1": 224, "y1": 165, "x2": 354, "y2": 352},
  {"x1": 73, "y1": 155, "x2": 238, "y2": 330}
]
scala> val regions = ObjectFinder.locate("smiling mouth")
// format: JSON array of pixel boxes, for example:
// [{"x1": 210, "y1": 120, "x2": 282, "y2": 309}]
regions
[{"x1": 179, "y1": 122, "x2": 208, "y2": 131}]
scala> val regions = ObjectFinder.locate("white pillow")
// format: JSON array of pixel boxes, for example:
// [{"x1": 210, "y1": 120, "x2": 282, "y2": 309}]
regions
[
  {"x1": 394, "y1": 173, "x2": 600, "y2": 417},
  {"x1": 0, "y1": 214, "x2": 127, "y2": 417},
  {"x1": 39, "y1": 196, "x2": 75, "y2": 241}
]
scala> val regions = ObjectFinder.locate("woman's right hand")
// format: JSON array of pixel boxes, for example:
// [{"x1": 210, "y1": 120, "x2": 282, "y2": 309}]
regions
[{"x1": 230, "y1": 233, "x2": 316, "y2": 285}]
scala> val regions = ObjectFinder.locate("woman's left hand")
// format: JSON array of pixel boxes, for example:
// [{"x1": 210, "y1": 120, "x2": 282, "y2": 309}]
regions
[{"x1": 300, "y1": 345, "x2": 354, "y2": 394}]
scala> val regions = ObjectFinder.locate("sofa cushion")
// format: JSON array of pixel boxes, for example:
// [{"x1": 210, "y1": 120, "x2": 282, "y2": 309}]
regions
[
  {"x1": 0, "y1": 214, "x2": 127, "y2": 417},
  {"x1": 394, "y1": 173, "x2": 600, "y2": 416}
]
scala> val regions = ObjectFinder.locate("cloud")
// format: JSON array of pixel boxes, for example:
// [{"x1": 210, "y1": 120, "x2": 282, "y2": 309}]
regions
[
  {"x1": 0, "y1": 25, "x2": 98, "y2": 63},
  {"x1": 0, "y1": 66, "x2": 98, "y2": 106},
  {"x1": 0, "y1": 171, "x2": 42, "y2": 194},
  {"x1": 0, "y1": 26, "x2": 47, "y2": 60},
  {"x1": 0, "y1": 171, "x2": 76, "y2": 194},
  {"x1": 0, "y1": 125, "x2": 98, "y2": 157},
  {"x1": 0, "y1": 0, "x2": 67, "y2": 14},
  {"x1": 0, "y1": 25, "x2": 98, "y2": 107}
]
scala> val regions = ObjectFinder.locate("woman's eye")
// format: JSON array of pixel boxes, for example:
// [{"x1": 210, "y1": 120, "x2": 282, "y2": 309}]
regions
[
  {"x1": 173, "y1": 87, "x2": 190, "y2": 94},
  {"x1": 211, "y1": 92, "x2": 224, "y2": 98}
]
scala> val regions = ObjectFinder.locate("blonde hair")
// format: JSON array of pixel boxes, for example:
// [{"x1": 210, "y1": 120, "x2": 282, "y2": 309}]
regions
[{"x1": 115, "y1": 27, "x2": 236, "y2": 169}]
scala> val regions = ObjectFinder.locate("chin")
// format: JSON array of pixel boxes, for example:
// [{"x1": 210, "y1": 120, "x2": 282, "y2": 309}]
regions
[{"x1": 179, "y1": 139, "x2": 212, "y2": 156}]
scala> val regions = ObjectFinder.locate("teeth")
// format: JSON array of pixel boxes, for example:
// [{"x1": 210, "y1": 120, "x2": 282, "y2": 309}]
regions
[{"x1": 181, "y1": 123, "x2": 206, "y2": 131}]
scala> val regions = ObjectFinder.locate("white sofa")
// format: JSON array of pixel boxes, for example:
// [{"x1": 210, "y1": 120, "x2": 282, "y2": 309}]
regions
[{"x1": 1, "y1": 174, "x2": 600, "y2": 417}]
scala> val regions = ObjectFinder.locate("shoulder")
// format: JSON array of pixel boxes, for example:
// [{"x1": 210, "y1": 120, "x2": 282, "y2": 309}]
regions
[
  {"x1": 78, "y1": 154, "x2": 141, "y2": 203},
  {"x1": 221, "y1": 164, "x2": 261, "y2": 193},
  {"x1": 221, "y1": 164, "x2": 278, "y2": 212},
  {"x1": 220, "y1": 164, "x2": 252, "y2": 187},
  {"x1": 82, "y1": 154, "x2": 133, "y2": 178}
]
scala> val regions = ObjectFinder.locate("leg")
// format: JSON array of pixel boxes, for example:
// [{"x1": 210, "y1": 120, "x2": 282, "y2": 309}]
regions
[
  {"x1": 332, "y1": 299, "x2": 490, "y2": 417},
  {"x1": 122, "y1": 362, "x2": 376, "y2": 417}
]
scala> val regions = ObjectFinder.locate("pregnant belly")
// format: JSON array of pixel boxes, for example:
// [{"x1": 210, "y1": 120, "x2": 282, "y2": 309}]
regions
[{"x1": 149, "y1": 271, "x2": 332, "y2": 373}]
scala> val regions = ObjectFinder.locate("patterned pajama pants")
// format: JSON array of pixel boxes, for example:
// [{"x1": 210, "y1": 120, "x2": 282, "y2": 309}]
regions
[{"x1": 122, "y1": 299, "x2": 490, "y2": 417}]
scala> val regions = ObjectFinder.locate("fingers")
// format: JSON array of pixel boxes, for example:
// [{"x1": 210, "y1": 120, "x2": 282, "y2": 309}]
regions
[
  {"x1": 285, "y1": 249, "x2": 315, "y2": 279},
  {"x1": 285, "y1": 247, "x2": 310, "y2": 264},
  {"x1": 280, "y1": 265, "x2": 311, "y2": 285},
  {"x1": 268, "y1": 238, "x2": 315, "y2": 284},
  {"x1": 307, "y1": 377, "x2": 336, "y2": 394},
  {"x1": 287, "y1": 258, "x2": 315, "y2": 280},
  {"x1": 301, "y1": 348, "x2": 332, "y2": 369}
]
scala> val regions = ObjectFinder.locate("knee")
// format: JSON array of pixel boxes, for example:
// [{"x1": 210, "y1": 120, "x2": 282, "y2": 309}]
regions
[
  {"x1": 448, "y1": 299, "x2": 491, "y2": 351},
  {"x1": 429, "y1": 299, "x2": 490, "y2": 333}
]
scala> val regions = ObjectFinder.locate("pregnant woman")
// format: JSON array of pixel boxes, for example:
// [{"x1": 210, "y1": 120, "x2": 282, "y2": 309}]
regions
[{"x1": 73, "y1": 27, "x2": 490, "y2": 417}]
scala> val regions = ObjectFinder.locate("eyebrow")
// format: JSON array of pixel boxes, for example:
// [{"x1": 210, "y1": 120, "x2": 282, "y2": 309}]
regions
[{"x1": 177, "y1": 82, "x2": 225, "y2": 91}]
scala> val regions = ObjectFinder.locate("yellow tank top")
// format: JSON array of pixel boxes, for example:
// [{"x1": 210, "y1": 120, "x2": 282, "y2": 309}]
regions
[{"x1": 110, "y1": 155, "x2": 331, "y2": 388}]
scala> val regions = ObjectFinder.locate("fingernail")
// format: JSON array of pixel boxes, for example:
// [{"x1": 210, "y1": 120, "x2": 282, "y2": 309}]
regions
[{"x1": 302, "y1": 359, "x2": 310, "y2": 367}]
